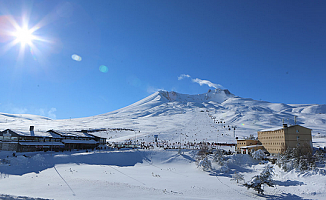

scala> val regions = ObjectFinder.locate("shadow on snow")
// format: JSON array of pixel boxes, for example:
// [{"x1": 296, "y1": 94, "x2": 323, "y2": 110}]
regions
[
  {"x1": 0, "y1": 193, "x2": 51, "y2": 200},
  {"x1": 274, "y1": 180, "x2": 305, "y2": 187},
  {"x1": 0, "y1": 150, "x2": 145, "y2": 176},
  {"x1": 260, "y1": 192, "x2": 309, "y2": 200}
]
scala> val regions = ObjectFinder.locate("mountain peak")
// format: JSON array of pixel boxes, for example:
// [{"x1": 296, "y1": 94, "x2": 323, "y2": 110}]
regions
[
  {"x1": 207, "y1": 88, "x2": 233, "y2": 95},
  {"x1": 158, "y1": 89, "x2": 234, "y2": 103}
]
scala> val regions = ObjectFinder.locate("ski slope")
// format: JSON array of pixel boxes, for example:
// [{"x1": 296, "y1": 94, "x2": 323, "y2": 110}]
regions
[{"x1": 0, "y1": 89, "x2": 325, "y2": 146}]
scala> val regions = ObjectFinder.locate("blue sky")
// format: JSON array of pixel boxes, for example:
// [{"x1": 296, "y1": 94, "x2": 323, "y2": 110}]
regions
[{"x1": 0, "y1": 0, "x2": 325, "y2": 119}]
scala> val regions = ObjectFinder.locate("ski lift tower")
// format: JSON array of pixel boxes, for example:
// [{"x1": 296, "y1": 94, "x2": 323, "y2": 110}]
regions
[{"x1": 232, "y1": 126, "x2": 237, "y2": 138}]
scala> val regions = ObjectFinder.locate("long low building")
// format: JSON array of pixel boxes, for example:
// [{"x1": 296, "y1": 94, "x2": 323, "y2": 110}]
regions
[
  {"x1": 0, "y1": 127, "x2": 64, "y2": 152},
  {"x1": 238, "y1": 144, "x2": 264, "y2": 154},
  {"x1": 236, "y1": 139, "x2": 261, "y2": 154},
  {"x1": 48, "y1": 130, "x2": 100, "y2": 150},
  {"x1": 0, "y1": 126, "x2": 106, "y2": 152}
]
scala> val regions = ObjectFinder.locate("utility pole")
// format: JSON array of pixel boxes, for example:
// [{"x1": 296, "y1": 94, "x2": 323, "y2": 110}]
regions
[
  {"x1": 216, "y1": 131, "x2": 219, "y2": 149},
  {"x1": 178, "y1": 133, "x2": 183, "y2": 154}
]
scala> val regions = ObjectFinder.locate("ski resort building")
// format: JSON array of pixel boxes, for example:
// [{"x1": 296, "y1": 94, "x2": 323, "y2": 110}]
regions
[
  {"x1": 236, "y1": 139, "x2": 264, "y2": 154},
  {"x1": 0, "y1": 126, "x2": 106, "y2": 152},
  {"x1": 0, "y1": 127, "x2": 64, "y2": 152},
  {"x1": 258, "y1": 124, "x2": 312, "y2": 155},
  {"x1": 48, "y1": 130, "x2": 99, "y2": 150}
]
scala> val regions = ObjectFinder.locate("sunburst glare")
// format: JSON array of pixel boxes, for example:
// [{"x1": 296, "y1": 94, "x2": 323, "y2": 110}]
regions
[
  {"x1": 0, "y1": 15, "x2": 50, "y2": 60},
  {"x1": 13, "y1": 25, "x2": 35, "y2": 46}
]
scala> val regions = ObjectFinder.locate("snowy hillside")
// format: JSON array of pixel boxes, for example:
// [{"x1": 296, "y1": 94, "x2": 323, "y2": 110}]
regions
[
  {"x1": 1, "y1": 89, "x2": 326, "y2": 200},
  {"x1": 0, "y1": 89, "x2": 325, "y2": 146}
]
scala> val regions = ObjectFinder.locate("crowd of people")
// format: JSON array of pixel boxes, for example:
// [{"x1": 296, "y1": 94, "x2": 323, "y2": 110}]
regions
[{"x1": 110, "y1": 140, "x2": 235, "y2": 150}]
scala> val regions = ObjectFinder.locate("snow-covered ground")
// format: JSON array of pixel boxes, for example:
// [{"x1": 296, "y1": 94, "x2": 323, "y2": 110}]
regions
[
  {"x1": 0, "y1": 149, "x2": 325, "y2": 200},
  {"x1": 0, "y1": 89, "x2": 325, "y2": 199}
]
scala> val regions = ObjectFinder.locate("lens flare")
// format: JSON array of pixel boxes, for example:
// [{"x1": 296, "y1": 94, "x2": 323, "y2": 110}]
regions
[
  {"x1": 241, "y1": 123, "x2": 245, "y2": 126},
  {"x1": 99, "y1": 65, "x2": 108, "y2": 73},
  {"x1": 71, "y1": 54, "x2": 82, "y2": 61},
  {"x1": 30, "y1": 47, "x2": 37, "y2": 61}
]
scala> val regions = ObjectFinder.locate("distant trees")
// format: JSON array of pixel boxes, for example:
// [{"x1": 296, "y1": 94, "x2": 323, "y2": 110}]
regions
[
  {"x1": 314, "y1": 149, "x2": 325, "y2": 164},
  {"x1": 231, "y1": 172, "x2": 244, "y2": 183},
  {"x1": 213, "y1": 149, "x2": 225, "y2": 164},
  {"x1": 196, "y1": 145, "x2": 212, "y2": 171},
  {"x1": 277, "y1": 145, "x2": 326, "y2": 172},
  {"x1": 197, "y1": 148, "x2": 230, "y2": 172},
  {"x1": 251, "y1": 149, "x2": 266, "y2": 160},
  {"x1": 276, "y1": 143, "x2": 316, "y2": 172},
  {"x1": 197, "y1": 145, "x2": 209, "y2": 159},
  {"x1": 244, "y1": 165, "x2": 274, "y2": 195},
  {"x1": 213, "y1": 149, "x2": 229, "y2": 172},
  {"x1": 248, "y1": 134, "x2": 256, "y2": 140},
  {"x1": 197, "y1": 156, "x2": 212, "y2": 171}
]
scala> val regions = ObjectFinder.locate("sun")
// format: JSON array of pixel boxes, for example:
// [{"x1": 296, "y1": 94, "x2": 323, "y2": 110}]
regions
[
  {"x1": 13, "y1": 25, "x2": 35, "y2": 46},
  {"x1": 7, "y1": 22, "x2": 41, "y2": 59},
  {"x1": 0, "y1": 15, "x2": 50, "y2": 60}
]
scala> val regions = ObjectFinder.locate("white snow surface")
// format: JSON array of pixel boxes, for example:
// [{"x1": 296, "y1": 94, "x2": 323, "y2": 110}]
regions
[
  {"x1": 0, "y1": 149, "x2": 325, "y2": 200},
  {"x1": 0, "y1": 89, "x2": 325, "y2": 199}
]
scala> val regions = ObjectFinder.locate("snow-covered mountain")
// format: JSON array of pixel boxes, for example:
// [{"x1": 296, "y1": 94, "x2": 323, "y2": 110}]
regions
[
  {"x1": 1, "y1": 88, "x2": 326, "y2": 200},
  {"x1": 0, "y1": 89, "x2": 325, "y2": 144}
]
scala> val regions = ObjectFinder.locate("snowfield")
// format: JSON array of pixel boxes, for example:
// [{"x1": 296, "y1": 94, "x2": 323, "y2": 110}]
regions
[
  {"x1": 0, "y1": 89, "x2": 325, "y2": 199},
  {"x1": 0, "y1": 150, "x2": 325, "y2": 200}
]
